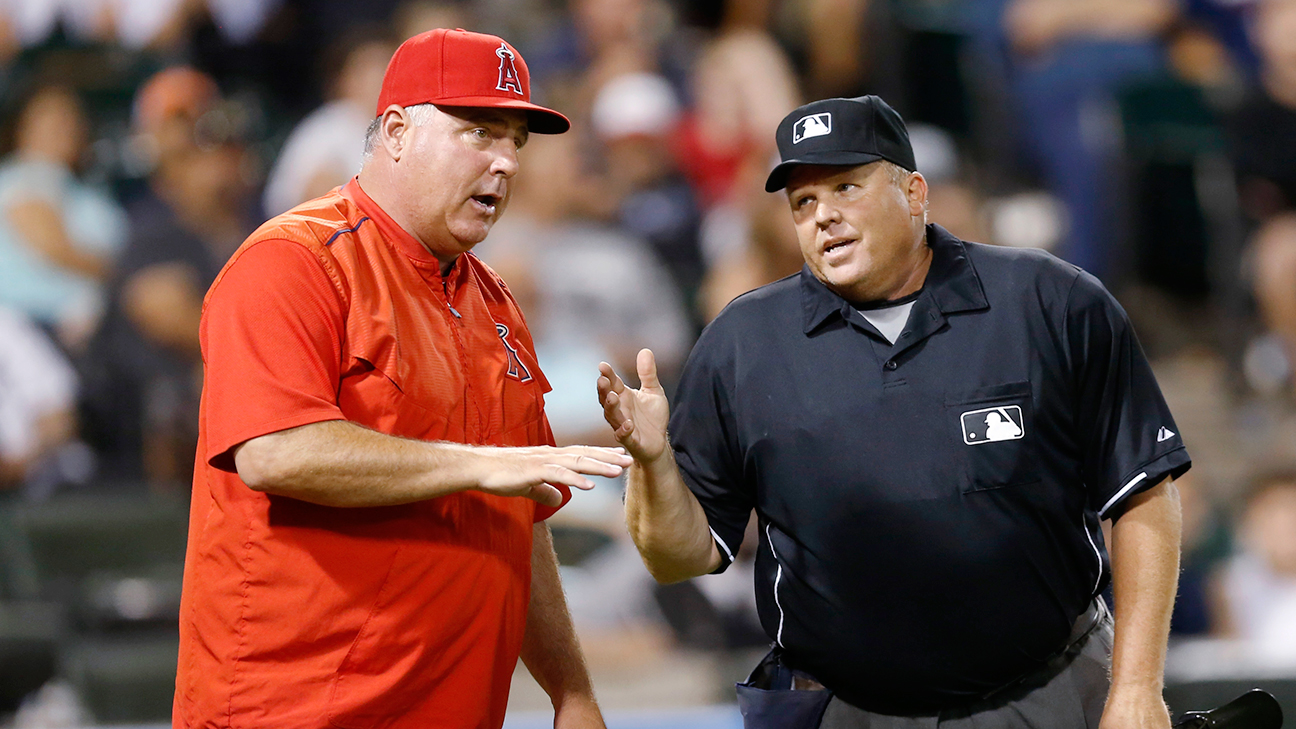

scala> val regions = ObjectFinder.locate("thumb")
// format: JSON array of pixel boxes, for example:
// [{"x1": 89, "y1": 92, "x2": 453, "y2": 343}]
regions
[
  {"x1": 529, "y1": 482, "x2": 564, "y2": 508},
  {"x1": 636, "y1": 348, "x2": 661, "y2": 391}
]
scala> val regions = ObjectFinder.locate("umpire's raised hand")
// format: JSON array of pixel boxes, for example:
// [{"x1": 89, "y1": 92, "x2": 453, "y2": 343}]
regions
[
  {"x1": 597, "y1": 348, "x2": 722, "y2": 583},
  {"x1": 597, "y1": 349, "x2": 671, "y2": 463}
]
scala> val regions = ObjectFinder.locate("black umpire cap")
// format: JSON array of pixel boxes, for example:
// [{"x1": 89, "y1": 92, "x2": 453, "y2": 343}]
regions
[{"x1": 765, "y1": 95, "x2": 916, "y2": 193}]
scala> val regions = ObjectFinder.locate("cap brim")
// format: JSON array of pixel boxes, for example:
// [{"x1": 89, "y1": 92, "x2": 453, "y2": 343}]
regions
[
  {"x1": 764, "y1": 151, "x2": 885, "y2": 192},
  {"x1": 434, "y1": 96, "x2": 571, "y2": 134}
]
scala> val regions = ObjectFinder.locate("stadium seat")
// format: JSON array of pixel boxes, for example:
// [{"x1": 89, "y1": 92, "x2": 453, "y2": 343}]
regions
[
  {"x1": 2, "y1": 491, "x2": 188, "y2": 722},
  {"x1": 0, "y1": 600, "x2": 64, "y2": 713}
]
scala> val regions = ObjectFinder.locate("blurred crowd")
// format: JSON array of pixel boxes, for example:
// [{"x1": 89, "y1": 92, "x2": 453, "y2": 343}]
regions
[{"x1": 2, "y1": 0, "x2": 1296, "y2": 712}]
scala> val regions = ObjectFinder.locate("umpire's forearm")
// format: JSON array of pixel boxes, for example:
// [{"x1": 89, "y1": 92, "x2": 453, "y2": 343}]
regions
[
  {"x1": 624, "y1": 451, "x2": 721, "y2": 583},
  {"x1": 1107, "y1": 478, "x2": 1182, "y2": 691}
]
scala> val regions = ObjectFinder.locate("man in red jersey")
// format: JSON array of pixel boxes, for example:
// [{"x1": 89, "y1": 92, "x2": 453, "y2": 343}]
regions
[{"x1": 174, "y1": 28, "x2": 630, "y2": 729}]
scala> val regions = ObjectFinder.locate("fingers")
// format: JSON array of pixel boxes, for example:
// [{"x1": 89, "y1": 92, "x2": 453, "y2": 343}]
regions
[
  {"x1": 557, "y1": 445, "x2": 634, "y2": 470},
  {"x1": 600, "y1": 391, "x2": 636, "y2": 443},
  {"x1": 598, "y1": 369, "x2": 634, "y2": 437},
  {"x1": 636, "y1": 348, "x2": 660, "y2": 391},
  {"x1": 597, "y1": 362, "x2": 625, "y2": 398},
  {"x1": 531, "y1": 462, "x2": 595, "y2": 493},
  {"x1": 514, "y1": 445, "x2": 631, "y2": 470},
  {"x1": 479, "y1": 447, "x2": 624, "y2": 506},
  {"x1": 533, "y1": 448, "x2": 630, "y2": 484},
  {"x1": 527, "y1": 482, "x2": 564, "y2": 508},
  {"x1": 510, "y1": 448, "x2": 630, "y2": 483},
  {"x1": 601, "y1": 386, "x2": 626, "y2": 424}
]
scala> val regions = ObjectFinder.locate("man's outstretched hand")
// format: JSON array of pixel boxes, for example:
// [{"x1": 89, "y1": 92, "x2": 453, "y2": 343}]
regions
[
  {"x1": 597, "y1": 349, "x2": 671, "y2": 463},
  {"x1": 474, "y1": 444, "x2": 633, "y2": 507}
]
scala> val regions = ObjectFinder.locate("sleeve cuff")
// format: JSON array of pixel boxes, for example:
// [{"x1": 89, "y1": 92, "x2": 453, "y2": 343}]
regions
[
  {"x1": 208, "y1": 410, "x2": 347, "y2": 473},
  {"x1": 673, "y1": 452, "x2": 748, "y2": 575},
  {"x1": 709, "y1": 526, "x2": 737, "y2": 574},
  {"x1": 1098, "y1": 447, "x2": 1192, "y2": 519}
]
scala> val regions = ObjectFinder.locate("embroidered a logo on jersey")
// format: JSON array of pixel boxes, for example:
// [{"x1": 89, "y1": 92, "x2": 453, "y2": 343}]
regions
[
  {"x1": 961, "y1": 405, "x2": 1024, "y2": 445},
  {"x1": 792, "y1": 113, "x2": 832, "y2": 143},
  {"x1": 495, "y1": 323, "x2": 533, "y2": 382},
  {"x1": 495, "y1": 43, "x2": 524, "y2": 95},
  {"x1": 1157, "y1": 426, "x2": 1176, "y2": 442}
]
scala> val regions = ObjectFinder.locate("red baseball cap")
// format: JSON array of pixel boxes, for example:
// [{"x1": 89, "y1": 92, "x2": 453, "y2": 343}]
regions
[{"x1": 376, "y1": 28, "x2": 570, "y2": 134}]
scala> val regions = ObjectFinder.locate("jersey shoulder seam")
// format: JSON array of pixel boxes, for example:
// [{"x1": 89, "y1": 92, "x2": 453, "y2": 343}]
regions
[{"x1": 206, "y1": 236, "x2": 349, "y2": 316}]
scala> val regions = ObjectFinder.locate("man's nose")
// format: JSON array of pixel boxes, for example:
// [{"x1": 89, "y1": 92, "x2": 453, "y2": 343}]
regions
[
  {"x1": 814, "y1": 200, "x2": 841, "y2": 227},
  {"x1": 490, "y1": 143, "x2": 520, "y2": 178}
]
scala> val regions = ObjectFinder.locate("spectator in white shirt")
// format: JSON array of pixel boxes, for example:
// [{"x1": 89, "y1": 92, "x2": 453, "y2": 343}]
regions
[
  {"x1": 261, "y1": 29, "x2": 395, "y2": 216},
  {"x1": 0, "y1": 306, "x2": 78, "y2": 491}
]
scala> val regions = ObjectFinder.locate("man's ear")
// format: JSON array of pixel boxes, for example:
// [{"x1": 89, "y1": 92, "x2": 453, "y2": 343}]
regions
[
  {"x1": 378, "y1": 105, "x2": 411, "y2": 161},
  {"x1": 907, "y1": 171, "x2": 929, "y2": 217}
]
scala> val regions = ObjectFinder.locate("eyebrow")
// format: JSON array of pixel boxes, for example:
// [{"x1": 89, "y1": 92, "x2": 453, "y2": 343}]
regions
[{"x1": 461, "y1": 111, "x2": 530, "y2": 143}]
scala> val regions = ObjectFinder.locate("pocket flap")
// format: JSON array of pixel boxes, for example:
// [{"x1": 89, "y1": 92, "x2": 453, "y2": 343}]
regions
[{"x1": 946, "y1": 380, "x2": 1032, "y2": 406}]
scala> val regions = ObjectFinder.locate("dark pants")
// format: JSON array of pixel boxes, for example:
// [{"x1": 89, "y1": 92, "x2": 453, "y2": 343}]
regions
[{"x1": 819, "y1": 602, "x2": 1114, "y2": 729}]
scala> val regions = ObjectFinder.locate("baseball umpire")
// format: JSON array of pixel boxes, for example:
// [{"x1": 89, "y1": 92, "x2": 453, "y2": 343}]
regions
[
  {"x1": 597, "y1": 95, "x2": 1189, "y2": 728},
  {"x1": 175, "y1": 29, "x2": 629, "y2": 729}
]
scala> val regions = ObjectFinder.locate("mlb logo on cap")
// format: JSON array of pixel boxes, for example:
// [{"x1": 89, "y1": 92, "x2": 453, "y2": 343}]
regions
[
  {"x1": 765, "y1": 95, "x2": 915, "y2": 192},
  {"x1": 793, "y1": 113, "x2": 832, "y2": 143}
]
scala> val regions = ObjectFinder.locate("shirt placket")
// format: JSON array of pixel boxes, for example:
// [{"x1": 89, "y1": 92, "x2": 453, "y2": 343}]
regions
[{"x1": 432, "y1": 263, "x2": 487, "y2": 443}]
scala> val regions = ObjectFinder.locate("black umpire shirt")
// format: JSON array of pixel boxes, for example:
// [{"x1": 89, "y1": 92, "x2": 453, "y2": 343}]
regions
[{"x1": 670, "y1": 224, "x2": 1191, "y2": 714}]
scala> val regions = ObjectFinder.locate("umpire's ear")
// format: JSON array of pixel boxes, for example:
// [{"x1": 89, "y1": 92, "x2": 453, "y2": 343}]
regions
[{"x1": 905, "y1": 171, "x2": 928, "y2": 218}]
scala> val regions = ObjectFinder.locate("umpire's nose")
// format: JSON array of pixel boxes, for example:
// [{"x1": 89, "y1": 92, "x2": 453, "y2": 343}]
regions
[{"x1": 814, "y1": 199, "x2": 843, "y2": 228}]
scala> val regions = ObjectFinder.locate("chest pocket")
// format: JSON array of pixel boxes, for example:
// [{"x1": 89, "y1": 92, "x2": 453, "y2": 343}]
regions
[
  {"x1": 945, "y1": 381, "x2": 1040, "y2": 492},
  {"x1": 340, "y1": 302, "x2": 464, "y2": 441}
]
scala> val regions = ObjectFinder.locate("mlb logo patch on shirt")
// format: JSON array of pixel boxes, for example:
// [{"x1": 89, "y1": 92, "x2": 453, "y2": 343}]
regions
[
  {"x1": 961, "y1": 406, "x2": 1024, "y2": 445},
  {"x1": 793, "y1": 113, "x2": 832, "y2": 143}
]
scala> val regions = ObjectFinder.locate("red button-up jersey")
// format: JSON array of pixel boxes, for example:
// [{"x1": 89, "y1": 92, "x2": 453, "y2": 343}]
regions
[{"x1": 175, "y1": 179, "x2": 564, "y2": 729}]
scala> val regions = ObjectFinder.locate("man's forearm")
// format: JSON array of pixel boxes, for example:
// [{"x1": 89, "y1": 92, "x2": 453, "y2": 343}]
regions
[
  {"x1": 233, "y1": 421, "x2": 627, "y2": 508},
  {"x1": 520, "y1": 523, "x2": 604, "y2": 726},
  {"x1": 624, "y1": 452, "x2": 720, "y2": 583},
  {"x1": 1108, "y1": 478, "x2": 1182, "y2": 690},
  {"x1": 232, "y1": 420, "x2": 493, "y2": 506}
]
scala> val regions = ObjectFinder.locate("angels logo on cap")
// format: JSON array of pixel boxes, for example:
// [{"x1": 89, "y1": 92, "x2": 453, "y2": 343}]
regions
[
  {"x1": 374, "y1": 28, "x2": 570, "y2": 134},
  {"x1": 793, "y1": 113, "x2": 832, "y2": 143},
  {"x1": 495, "y1": 43, "x2": 524, "y2": 95}
]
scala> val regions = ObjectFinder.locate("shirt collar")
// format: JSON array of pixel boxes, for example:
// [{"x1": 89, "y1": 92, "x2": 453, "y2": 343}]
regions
[
  {"x1": 341, "y1": 177, "x2": 449, "y2": 273},
  {"x1": 800, "y1": 223, "x2": 988, "y2": 334}
]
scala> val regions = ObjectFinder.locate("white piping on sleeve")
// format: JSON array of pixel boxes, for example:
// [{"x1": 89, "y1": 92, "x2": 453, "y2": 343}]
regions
[
  {"x1": 710, "y1": 526, "x2": 735, "y2": 565},
  {"x1": 765, "y1": 523, "x2": 786, "y2": 648},
  {"x1": 1082, "y1": 514, "x2": 1104, "y2": 596},
  {"x1": 1100, "y1": 471, "x2": 1148, "y2": 518}
]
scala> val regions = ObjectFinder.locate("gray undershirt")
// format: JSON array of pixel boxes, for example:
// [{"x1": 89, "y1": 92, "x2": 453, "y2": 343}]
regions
[{"x1": 855, "y1": 301, "x2": 916, "y2": 345}]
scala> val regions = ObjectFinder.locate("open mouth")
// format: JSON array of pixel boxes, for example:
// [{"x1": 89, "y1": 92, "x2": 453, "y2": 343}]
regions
[
  {"x1": 471, "y1": 194, "x2": 500, "y2": 214},
  {"x1": 823, "y1": 239, "x2": 854, "y2": 255}
]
